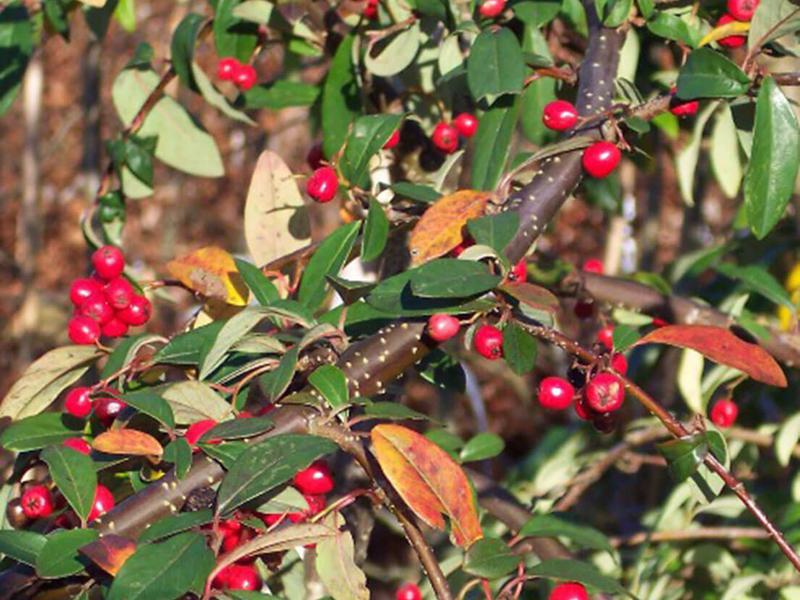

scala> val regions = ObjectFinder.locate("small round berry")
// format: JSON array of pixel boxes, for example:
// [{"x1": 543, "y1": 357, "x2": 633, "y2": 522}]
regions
[
  {"x1": 596, "y1": 326, "x2": 614, "y2": 350},
  {"x1": 69, "y1": 277, "x2": 103, "y2": 307},
  {"x1": 117, "y1": 294, "x2": 152, "y2": 326},
  {"x1": 384, "y1": 129, "x2": 401, "y2": 149},
  {"x1": 68, "y1": 315, "x2": 101, "y2": 345},
  {"x1": 611, "y1": 353, "x2": 628, "y2": 376},
  {"x1": 670, "y1": 89, "x2": 700, "y2": 117},
  {"x1": 304, "y1": 493, "x2": 327, "y2": 517},
  {"x1": 396, "y1": 582, "x2": 423, "y2": 600},
  {"x1": 306, "y1": 166, "x2": 339, "y2": 203},
  {"x1": 294, "y1": 460, "x2": 334, "y2": 495},
  {"x1": 566, "y1": 366, "x2": 586, "y2": 389},
  {"x1": 574, "y1": 397, "x2": 594, "y2": 420},
  {"x1": 453, "y1": 113, "x2": 479, "y2": 138},
  {"x1": 91, "y1": 245, "x2": 125, "y2": 281},
  {"x1": 64, "y1": 387, "x2": 93, "y2": 419},
  {"x1": 224, "y1": 564, "x2": 262, "y2": 591},
  {"x1": 364, "y1": 0, "x2": 379, "y2": 19},
  {"x1": 652, "y1": 317, "x2": 669, "y2": 328},
  {"x1": 717, "y1": 14, "x2": 747, "y2": 48},
  {"x1": 6, "y1": 498, "x2": 30, "y2": 529},
  {"x1": 473, "y1": 324, "x2": 504, "y2": 359},
  {"x1": 21, "y1": 485, "x2": 54, "y2": 519},
  {"x1": 431, "y1": 122, "x2": 459, "y2": 154},
  {"x1": 592, "y1": 411, "x2": 616, "y2": 434},
  {"x1": 103, "y1": 277, "x2": 134, "y2": 310},
  {"x1": 63, "y1": 437, "x2": 92, "y2": 455},
  {"x1": 585, "y1": 372, "x2": 625, "y2": 413},
  {"x1": 101, "y1": 317, "x2": 129, "y2": 339},
  {"x1": 710, "y1": 398, "x2": 738, "y2": 428},
  {"x1": 93, "y1": 397, "x2": 127, "y2": 425},
  {"x1": 79, "y1": 295, "x2": 114, "y2": 325},
  {"x1": 427, "y1": 314, "x2": 461, "y2": 342},
  {"x1": 542, "y1": 100, "x2": 579, "y2": 131},
  {"x1": 234, "y1": 64, "x2": 257, "y2": 91},
  {"x1": 478, "y1": 0, "x2": 506, "y2": 18},
  {"x1": 581, "y1": 258, "x2": 604, "y2": 274},
  {"x1": 88, "y1": 484, "x2": 115, "y2": 522},
  {"x1": 727, "y1": 0, "x2": 759, "y2": 22},
  {"x1": 582, "y1": 141, "x2": 621, "y2": 178},
  {"x1": 538, "y1": 376, "x2": 575, "y2": 410},
  {"x1": 185, "y1": 419, "x2": 219, "y2": 448},
  {"x1": 549, "y1": 582, "x2": 588, "y2": 600},
  {"x1": 573, "y1": 300, "x2": 594, "y2": 319},
  {"x1": 217, "y1": 57, "x2": 239, "y2": 81},
  {"x1": 508, "y1": 258, "x2": 527, "y2": 283}
]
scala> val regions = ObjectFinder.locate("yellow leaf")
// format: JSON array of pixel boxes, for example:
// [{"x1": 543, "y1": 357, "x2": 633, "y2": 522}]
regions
[
  {"x1": 93, "y1": 429, "x2": 164, "y2": 458},
  {"x1": 166, "y1": 246, "x2": 249, "y2": 306},
  {"x1": 699, "y1": 21, "x2": 750, "y2": 47}
]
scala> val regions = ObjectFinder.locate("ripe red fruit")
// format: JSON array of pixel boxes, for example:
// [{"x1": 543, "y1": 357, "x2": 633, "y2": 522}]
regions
[
  {"x1": 710, "y1": 398, "x2": 739, "y2": 428},
  {"x1": 611, "y1": 352, "x2": 628, "y2": 375},
  {"x1": 224, "y1": 564, "x2": 262, "y2": 591},
  {"x1": 582, "y1": 141, "x2": 621, "y2": 178},
  {"x1": 306, "y1": 166, "x2": 339, "y2": 203},
  {"x1": 538, "y1": 376, "x2": 575, "y2": 410},
  {"x1": 21, "y1": 485, "x2": 54, "y2": 519},
  {"x1": 473, "y1": 324, "x2": 503, "y2": 359},
  {"x1": 68, "y1": 315, "x2": 101, "y2": 345},
  {"x1": 88, "y1": 484, "x2": 115, "y2": 522},
  {"x1": 217, "y1": 57, "x2": 239, "y2": 81},
  {"x1": 101, "y1": 317, "x2": 129, "y2": 339},
  {"x1": 69, "y1": 277, "x2": 103, "y2": 307},
  {"x1": 304, "y1": 493, "x2": 327, "y2": 517},
  {"x1": 717, "y1": 14, "x2": 747, "y2": 48},
  {"x1": 294, "y1": 460, "x2": 334, "y2": 495},
  {"x1": 596, "y1": 325, "x2": 614, "y2": 350},
  {"x1": 91, "y1": 245, "x2": 125, "y2": 280},
  {"x1": 478, "y1": 0, "x2": 506, "y2": 18},
  {"x1": 234, "y1": 64, "x2": 257, "y2": 91},
  {"x1": 453, "y1": 113, "x2": 479, "y2": 138},
  {"x1": 185, "y1": 419, "x2": 218, "y2": 448},
  {"x1": 431, "y1": 122, "x2": 459, "y2": 154},
  {"x1": 542, "y1": 100, "x2": 579, "y2": 131},
  {"x1": 64, "y1": 387, "x2": 93, "y2": 419},
  {"x1": 93, "y1": 396, "x2": 127, "y2": 425},
  {"x1": 574, "y1": 397, "x2": 594, "y2": 420},
  {"x1": 364, "y1": 0, "x2": 379, "y2": 19},
  {"x1": 384, "y1": 129, "x2": 401, "y2": 149},
  {"x1": 79, "y1": 295, "x2": 114, "y2": 325},
  {"x1": 573, "y1": 299, "x2": 594, "y2": 319},
  {"x1": 63, "y1": 437, "x2": 92, "y2": 455},
  {"x1": 508, "y1": 258, "x2": 527, "y2": 283},
  {"x1": 727, "y1": 0, "x2": 759, "y2": 22},
  {"x1": 427, "y1": 314, "x2": 461, "y2": 342},
  {"x1": 103, "y1": 277, "x2": 134, "y2": 310},
  {"x1": 585, "y1": 372, "x2": 625, "y2": 412},
  {"x1": 582, "y1": 258, "x2": 604, "y2": 274},
  {"x1": 549, "y1": 582, "x2": 588, "y2": 600},
  {"x1": 117, "y1": 294, "x2": 151, "y2": 326},
  {"x1": 669, "y1": 88, "x2": 700, "y2": 117},
  {"x1": 396, "y1": 582, "x2": 423, "y2": 600}
]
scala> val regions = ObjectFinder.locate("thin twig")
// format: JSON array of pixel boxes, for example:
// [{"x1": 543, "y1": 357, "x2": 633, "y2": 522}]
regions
[{"x1": 613, "y1": 527, "x2": 769, "y2": 547}]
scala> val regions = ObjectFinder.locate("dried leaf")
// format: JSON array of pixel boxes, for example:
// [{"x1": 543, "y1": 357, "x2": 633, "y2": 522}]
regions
[
  {"x1": 93, "y1": 429, "x2": 164, "y2": 458},
  {"x1": 408, "y1": 190, "x2": 492, "y2": 266},
  {"x1": 698, "y1": 20, "x2": 750, "y2": 47},
  {"x1": 370, "y1": 424, "x2": 483, "y2": 548},
  {"x1": 80, "y1": 535, "x2": 137, "y2": 576},
  {"x1": 167, "y1": 246, "x2": 249, "y2": 306},
  {"x1": 634, "y1": 325, "x2": 786, "y2": 387}
]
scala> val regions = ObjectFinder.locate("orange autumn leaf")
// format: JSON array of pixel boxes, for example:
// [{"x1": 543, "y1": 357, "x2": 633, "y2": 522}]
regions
[
  {"x1": 80, "y1": 535, "x2": 137, "y2": 576},
  {"x1": 370, "y1": 424, "x2": 483, "y2": 548},
  {"x1": 93, "y1": 429, "x2": 164, "y2": 458},
  {"x1": 634, "y1": 324, "x2": 787, "y2": 387},
  {"x1": 408, "y1": 190, "x2": 492, "y2": 266},
  {"x1": 166, "y1": 246, "x2": 249, "y2": 306}
]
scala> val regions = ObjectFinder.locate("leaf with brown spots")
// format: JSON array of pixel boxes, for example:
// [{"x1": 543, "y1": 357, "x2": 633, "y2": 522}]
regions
[
  {"x1": 166, "y1": 246, "x2": 249, "y2": 306},
  {"x1": 634, "y1": 325, "x2": 787, "y2": 387},
  {"x1": 80, "y1": 535, "x2": 137, "y2": 576},
  {"x1": 408, "y1": 190, "x2": 492, "y2": 266},
  {"x1": 370, "y1": 424, "x2": 483, "y2": 548},
  {"x1": 93, "y1": 429, "x2": 164, "y2": 458}
]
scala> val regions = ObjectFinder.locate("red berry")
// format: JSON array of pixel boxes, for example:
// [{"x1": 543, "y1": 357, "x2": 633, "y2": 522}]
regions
[
  {"x1": 582, "y1": 141, "x2": 621, "y2": 178},
  {"x1": 582, "y1": 258, "x2": 604, "y2": 274},
  {"x1": 574, "y1": 397, "x2": 594, "y2": 420},
  {"x1": 234, "y1": 64, "x2": 257, "y2": 91},
  {"x1": 69, "y1": 277, "x2": 103, "y2": 307},
  {"x1": 294, "y1": 460, "x2": 334, "y2": 495},
  {"x1": 64, "y1": 387, "x2": 93, "y2": 419},
  {"x1": 450, "y1": 237, "x2": 474, "y2": 257},
  {"x1": 185, "y1": 419, "x2": 219, "y2": 448},
  {"x1": 63, "y1": 437, "x2": 92, "y2": 455},
  {"x1": 364, "y1": 0, "x2": 379, "y2": 19},
  {"x1": 431, "y1": 122, "x2": 459, "y2": 154},
  {"x1": 538, "y1": 376, "x2": 575, "y2": 410},
  {"x1": 710, "y1": 398, "x2": 738, "y2": 428},
  {"x1": 542, "y1": 100, "x2": 579, "y2": 131},
  {"x1": 217, "y1": 57, "x2": 239, "y2": 81},
  {"x1": 611, "y1": 352, "x2": 628, "y2": 375},
  {"x1": 21, "y1": 485, "x2": 54, "y2": 519},
  {"x1": 478, "y1": 0, "x2": 506, "y2": 18},
  {"x1": 68, "y1": 315, "x2": 101, "y2": 345},
  {"x1": 306, "y1": 166, "x2": 339, "y2": 203},
  {"x1": 91, "y1": 245, "x2": 125, "y2": 280},
  {"x1": 307, "y1": 143, "x2": 324, "y2": 170},
  {"x1": 101, "y1": 317, "x2": 129, "y2": 339},
  {"x1": 473, "y1": 324, "x2": 503, "y2": 359},
  {"x1": 304, "y1": 493, "x2": 326, "y2": 516},
  {"x1": 585, "y1": 372, "x2": 625, "y2": 413},
  {"x1": 396, "y1": 582, "x2": 423, "y2": 600},
  {"x1": 670, "y1": 94, "x2": 699, "y2": 117},
  {"x1": 427, "y1": 314, "x2": 461, "y2": 342},
  {"x1": 573, "y1": 300, "x2": 594, "y2": 319},
  {"x1": 549, "y1": 582, "x2": 588, "y2": 600},
  {"x1": 508, "y1": 258, "x2": 527, "y2": 283},
  {"x1": 717, "y1": 14, "x2": 747, "y2": 48},
  {"x1": 93, "y1": 397, "x2": 127, "y2": 425},
  {"x1": 384, "y1": 129, "x2": 401, "y2": 149},
  {"x1": 103, "y1": 277, "x2": 134, "y2": 310},
  {"x1": 88, "y1": 484, "x2": 115, "y2": 522},
  {"x1": 224, "y1": 564, "x2": 261, "y2": 591},
  {"x1": 596, "y1": 326, "x2": 614, "y2": 350},
  {"x1": 79, "y1": 295, "x2": 114, "y2": 325},
  {"x1": 117, "y1": 294, "x2": 151, "y2": 326},
  {"x1": 453, "y1": 113, "x2": 479, "y2": 138},
  {"x1": 727, "y1": 0, "x2": 759, "y2": 22},
  {"x1": 652, "y1": 317, "x2": 669, "y2": 328}
]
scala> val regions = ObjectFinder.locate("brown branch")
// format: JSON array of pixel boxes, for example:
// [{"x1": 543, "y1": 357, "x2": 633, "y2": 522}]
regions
[
  {"x1": 774, "y1": 72, "x2": 800, "y2": 86},
  {"x1": 613, "y1": 527, "x2": 769, "y2": 547}
]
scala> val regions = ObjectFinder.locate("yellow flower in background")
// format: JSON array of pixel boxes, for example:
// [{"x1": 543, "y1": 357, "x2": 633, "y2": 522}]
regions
[
  {"x1": 787, "y1": 263, "x2": 800, "y2": 294},
  {"x1": 778, "y1": 264, "x2": 800, "y2": 331}
]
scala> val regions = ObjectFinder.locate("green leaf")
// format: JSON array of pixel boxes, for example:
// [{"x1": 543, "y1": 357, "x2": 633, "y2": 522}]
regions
[
  {"x1": 657, "y1": 432, "x2": 708, "y2": 482},
  {"x1": 361, "y1": 199, "x2": 390, "y2": 262},
  {"x1": 214, "y1": 0, "x2": 259, "y2": 62},
  {"x1": 41, "y1": 446, "x2": 96, "y2": 522},
  {"x1": 36, "y1": 529, "x2": 98, "y2": 579},
  {"x1": 716, "y1": 263, "x2": 794, "y2": 309},
  {"x1": 675, "y1": 101, "x2": 719, "y2": 206},
  {"x1": 775, "y1": 412, "x2": 800, "y2": 467},
  {"x1": 200, "y1": 440, "x2": 249, "y2": 468},
  {"x1": 530, "y1": 559, "x2": 631, "y2": 596},
  {"x1": 163, "y1": 437, "x2": 193, "y2": 479},
  {"x1": 298, "y1": 221, "x2": 361, "y2": 310},
  {"x1": 341, "y1": 114, "x2": 403, "y2": 189},
  {"x1": 467, "y1": 212, "x2": 520, "y2": 255},
  {"x1": 748, "y1": 0, "x2": 800, "y2": 49},
  {"x1": 410, "y1": 259, "x2": 501, "y2": 298},
  {"x1": 611, "y1": 324, "x2": 640, "y2": 352},
  {"x1": 0, "y1": 5, "x2": 34, "y2": 117},
  {"x1": 0, "y1": 413, "x2": 84, "y2": 451},
  {"x1": 460, "y1": 433, "x2": 505, "y2": 463},
  {"x1": 122, "y1": 388, "x2": 176, "y2": 429},
  {"x1": 471, "y1": 96, "x2": 521, "y2": 190},
  {"x1": 520, "y1": 73, "x2": 557, "y2": 146},
  {"x1": 391, "y1": 182, "x2": 442, "y2": 203},
  {"x1": 467, "y1": 28, "x2": 526, "y2": 105},
  {"x1": 192, "y1": 62, "x2": 255, "y2": 125},
  {"x1": 309, "y1": 365, "x2": 349, "y2": 410},
  {"x1": 322, "y1": 35, "x2": 361, "y2": 159},
  {"x1": 242, "y1": 80, "x2": 320, "y2": 109},
  {"x1": 710, "y1": 105, "x2": 742, "y2": 199},
  {"x1": 364, "y1": 22, "x2": 421, "y2": 77},
  {"x1": 125, "y1": 136, "x2": 154, "y2": 186},
  {"x1": 646, "y1": 11, "x2": 693, "y2": 45},
  {"x1": 602, "y1": 0, "x2": 632, "y2": 27},
  {"x1": 101, "y1": 333, "x2": 161, "y2": 380},
  {"x1": 200, "y1": 416, "x2": 274, "y2": 442},
  {"x1": 138, "y1": 509, "x2": 214, "y2": 543},
  {"x1": 501, "y1": 322, "x2": 538, "y2": 375},
  {"x1": 170, "y1": 13, "x2": 205, "y2": 91},
  {"x1": 235, "y1": 258, "x2": 279, "y2": 305},
  {"x1": 363, "y1": 402, "x2": 431, "y2": 421},
  {"x1": 463, "y1": 537, "x2": 519, "y2": 578},
  {"x1": 744, "y1": 77, "x2": 800, "y2": 239},
  {"x1": 315, "y1": 516, "x2": 369, "y2": 600},
  {"x1": 216, "y1": 434, "x2": 337, "y2": 515},
  {"x1": 107, "y1": 532, "x2": 215, "y2": 600},
  {"x1": 0, "y1": 530, "x2": 47, "y2": 566},
  {"x1": 154, "y1": 320, "x2": 225, "y2": 366},
  {"x1": 162, "y1": 381, "x2": 232, "y2": 424},
  {"x1": 258, "y1": 347, "x2": 299, "y2": 402},
  {"x1": 519, "y1": 514, "x2": 614, "y2": 554},
  {"x1": 676, "y1": 48, "x2": 751, "y2": 100}
]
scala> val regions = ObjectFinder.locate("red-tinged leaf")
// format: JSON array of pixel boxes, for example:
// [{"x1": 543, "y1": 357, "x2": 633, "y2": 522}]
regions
[
  {"x1": 166, "y1": 246, "x2": 249, "y2": 306},
  {"x1": 80, "y1": 535, "x2": 137, "y2": 576},
  {"x1": 408, "y1": 190, "x2": 492, "y2": 266},
  {"x1": 634, "y1": 325, "x2": 787, "y2": 387},
  {"x1": 93, "y1": 429, "x2": 164, "y2": 458},
  {"x1": 499, "y1": 282, "x2": 560, "y2": 312},
  {"x1": 370, "y1": 424, "x2": 483, "y2": 548}
]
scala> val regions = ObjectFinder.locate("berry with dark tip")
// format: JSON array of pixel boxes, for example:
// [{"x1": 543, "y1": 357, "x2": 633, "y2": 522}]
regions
[
  {"x1": 431, "y1": 122, "x2": 459, "y2": 154},
  {"x1": 103, "y1": 277, "x2": 134, "y2": 310},
  {"x1": 585, "y1": 372, "x2": 625, "y2": 412},
  {"x1": 474, "y1": 324, "x2": 504, "y2": 359},
  {"x1": 88, "y1": 484, "x2": 115, "y2": 522},
  {"x1": 93, "y1": 396, "x2": 127, "y2": 425},
  {"x1": 79, "y1": 295, "x2": 114, "y2": 325},
  {"x1": 91, "y1": 245, "x2": 125, "y2": 280},
  {"x1": 306, "y1": 166, "x2": 339, "y2": 203},
  {"x1": 116, "y1": 294, "x2": 151, "y2": 326},
  {"x1": 21, "y1": 485, "x2": 54, "y2": 519},
  {"x1": 538, "y1": 377, "x2": 575, "y2": 410}
]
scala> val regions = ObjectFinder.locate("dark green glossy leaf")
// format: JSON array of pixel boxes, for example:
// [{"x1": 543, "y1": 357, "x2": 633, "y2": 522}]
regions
[
  {"x1": 0, "y1": 413, "x2": 84, "y2": 451},
  {"x1": 36, "y1": 529, "x2": 98, "y2": 579},
  {"x1": 322, "y1": 35, "x2": 360, "y2": 159},
  {"x1": 298, "y1": 221, "x2": 361, "y2": 310},
  {"x1": 41, "y1": 445, "x2": 96, "y2": 522},
  {"x1": 308, "y1": 365, "x2": 349, "y2": 409},
  {"x1": 467, "y1": 28, "x2": 526, "y2": 104},
  {"x1": 519, "y1": 514, "x2": 614, "y2": 554},
  {"x1": 327, "y1": 276, "x2": 376, "y2": 304},
  {"x1": 341, "y1": 114, "x2": 402, "y2": 188},
  {"x1": 154, "y1": 320, "x2": 225, "y2": 366},
  {"x1": 0, "y1": 6, "x2": 34, "y2": 117},
  {"x1": 467, "y1": 212, "x2": 520, "y2": 255},
  {"x1": 213, "y1": 0, "x2": 258, "y2": 62},
  {"x1": 416, "y1": 349, "x2": 466, "y2": 393},
  {"x1": 200, "y1": 416, "x2": 274, "y2": 442},
  {"x1": 514, "y1": 1, "x2": 561, "y2": 26},
  {"x1": 530, "y1": 559, "x2": 631, "y2": 596},
  {"x1": 463, "y1": 537, "x2": 519, "y2": 578},
  {"x1": 363, "y1": 402, "x2": 431, "y2": 421},
  {"x1": 170, "y1": 13, "x2": 206, "y2": 91},
  {"x1": 125, "y1": 137, "x2": 154, "y2": 187},
  {"x1": 242, "y1": 80, "x2": 320, "y2": 109},
  {"x1": 520, "y1": 76, "x2": 556, "y2": 146},
  {"x1": 200, "y1": 439, "x2": 249, "y2": 468},
  {"x1": 44, "y1": 0, "x2": 69, "y2": 39},
  {"x1": 676, "y1": 48, "x2": 750, "y2": 100},
  {"x1": 100, "y1": 333, "x2": 158, "y2": 380},
  {"x1": 361, "y1": 198, "x2": 390, "y2": 262},
  {"x1": 602, "y1": 0, "x2": 632, "y2": 27},
  {"x1": 716, "y1": 263, "x2": 794, "y2": 308},
  {"x1": 391, "y1": 182, "x2": 441, "y2": 203},
  {"x1": 235, "y1": 258, "x2": 279, "y2": 305},
  {"x1": 657, "y1": 433, "x2": 708, "y2": 482},
  {"x1": 122, "y1": 388, "x2": 176, "y2": 429},
  {"x1": 410, "y1": 259, "x2": 501, "y2": 298},
  {"x1": 460, "y1": 433, "x2": 505, "y2": 463},
  {"x1": 162, "y1": 437, "x2": 193, "y2": 479},
  {"x1": 258, "y1": 346, "x2": 299, "y2": 402},
  {"x1": 0, "y1": 530, "x2": 47, "y2": 566},
  {"x1": 612, "y1": 324, "x2": 640, "y2": 352},
  {"x1": 502, "y1": 322, "x2": 537, "y2": 375},
  {"x1": 471, "y1": 96, "x2": 520, "y2": 190},
  {"x1": 138, "y1": 509, "x2": 214, "y2": 543},
  {"x1": 646, "y1": 12, "x2": 693, "y2": 45}
]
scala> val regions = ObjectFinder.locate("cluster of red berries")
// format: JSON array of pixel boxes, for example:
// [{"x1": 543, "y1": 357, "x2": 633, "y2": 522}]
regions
[
  {"x1": 18, "y1": 482, "x2": 114, "y2": 524},
  {"x1": 68, "y1": 245, "x2": 151, "y2": 345},
  {"x1": 710, "y1": 398, "x2": 738, "y2": 428},
  {"x1": 717, "y1": 0, "x2": 759, "y2": 48},
  {"x1": 550, "y1": 581, "x2": 589, "y2": 600},
  {"x1": 478, "y1": 0, "x2": 506, "y2": 18},
  {"x1": 216, "y1": 57, "x2": 258, "y2": 91},
  {"x1": 431, "y1": 113, "x2": 479, "y2": 154},
  {"x1": 64, "y1": 385, "x2": 129, "y2": 426}
]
